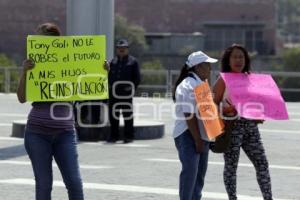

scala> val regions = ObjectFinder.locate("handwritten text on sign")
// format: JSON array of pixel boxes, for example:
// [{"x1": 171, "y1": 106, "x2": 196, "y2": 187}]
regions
[
  {"x1": 26, "y1": 35, "x2": 107, "y2": 102},
  {"x1": 194, "y1": 81, "x2": 224, "y2": 139},
  {"x1": 220, "y1": 73, "x2": 289, "y2": 120}
]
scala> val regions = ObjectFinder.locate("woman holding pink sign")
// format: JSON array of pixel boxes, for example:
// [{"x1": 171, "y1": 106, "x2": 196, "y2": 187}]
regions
[{"x1": 213, "y1": 44, "x2": 273, "y2": 200}]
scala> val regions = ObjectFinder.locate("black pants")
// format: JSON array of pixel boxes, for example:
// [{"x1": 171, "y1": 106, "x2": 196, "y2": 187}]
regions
[
  {"x1": 108, "y1": 97, "x2": 134, "y2": 141},
  {"x1": 75, "y1": 100, "x2": 107, "y2": 125},
  {"x1": 224, "y1": 118, "x2": 272, "y2": 200}
]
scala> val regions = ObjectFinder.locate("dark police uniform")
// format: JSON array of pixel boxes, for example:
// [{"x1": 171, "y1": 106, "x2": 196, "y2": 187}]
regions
[{"x1": 108, "y1": 55, "x2": 141, "y2": 142}]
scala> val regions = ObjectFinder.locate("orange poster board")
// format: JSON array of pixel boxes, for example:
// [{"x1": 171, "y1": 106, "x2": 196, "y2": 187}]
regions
[{"x1": 194, "y1": 81, "x2": 224, "y2": 139}]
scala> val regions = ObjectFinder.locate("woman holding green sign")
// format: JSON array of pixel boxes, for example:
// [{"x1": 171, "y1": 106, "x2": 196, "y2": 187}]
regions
[
  {"x1": 213, "y1": 44, "x2": 273, "y2": 200},
  {"x1": 17, "y1": 23, "x2": 84, "y2": 200}
]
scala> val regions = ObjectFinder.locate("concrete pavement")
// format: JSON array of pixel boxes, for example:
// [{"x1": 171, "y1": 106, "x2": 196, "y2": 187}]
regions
[{"x1": 0, "y1": 93, "x2": 299, "y2": 200}]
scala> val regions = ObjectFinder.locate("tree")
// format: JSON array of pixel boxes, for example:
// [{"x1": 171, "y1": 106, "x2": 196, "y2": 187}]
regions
[
  {"x1": 277, "y1": 0, "x2": 300, "y2": 42},
  {"x1": 141, "y1": 59, "x2": 164, "y2": 70},
  {"x1": 138, "y1": 59, "x2": 167, "y2": 96},
  {"x1": 281, "y1": 47, "x2": 300, "y2": 71},
  {"x1": 0, "y1": 53, "x2": 16, "y2": 67},
  {"x1": 0, "y1": 53, "x2": 18, "y2": 92},
  {"x1": 279, "y1": 47, "x2": 300, "y2": 89},
  {"x1": 115, "y1": 15, "x2": 148, "y2": 56},
  {"x1": 140, "y1": 59, "x2": 165, "y2": 86}
]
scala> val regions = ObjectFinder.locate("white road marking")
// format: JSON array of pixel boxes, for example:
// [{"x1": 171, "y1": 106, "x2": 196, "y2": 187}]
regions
[
  {"x1": 0, "y1": 93, "x2": 17, "y2": 96},
  {"x1": 114, "y1": 143, "x2": 151, "y2": 148},
  {"x1": 288, "y1": 112, "x2": 300, "y2": 116},
  {"x1": 83, "y1": 142, "x2": 151, "y2": 148},
  {"x1": 287, "y1": 105, "x2": 300, "y2": 110},
  {"x1": 290, "y1": 118, "x2": 300, "y2": 122},
  {"x1": 0, "y1": 137, "x2": 22, "y2": 141},
  {"x1": 144, "y1": 158, "x2": 178, "y2": 163},
  {"x1": 144, "y1": 158, "x2": 300, "y2": 171},
  {"x1": 0, "y1": 137, "x2": 152, "y2": 148},
  {"x1": 0, "y1": 113, "x2": 27, "y2": 117},
  {"x1": 0, "y1": 160, "x2": 114, "y2": 170},
  {"x1": 260, "y1": 129, "x2": 299, "y2": 134},
  {"x1": 0, "y1": 123, "x2": 11, "y2": 127},
  {"x1": 0, "y1": 178, "x2": 291, "y2": 200}
]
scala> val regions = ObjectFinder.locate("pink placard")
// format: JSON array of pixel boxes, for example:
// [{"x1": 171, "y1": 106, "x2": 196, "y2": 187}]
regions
[{"x1": 220, "y1": 73, "x2": 289, "y2": 120}]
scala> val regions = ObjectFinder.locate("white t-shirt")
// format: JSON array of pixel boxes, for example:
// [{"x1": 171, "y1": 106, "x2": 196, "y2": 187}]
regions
[{"x1": 173, "y1": 72, "x2": 210, "y2": 141}]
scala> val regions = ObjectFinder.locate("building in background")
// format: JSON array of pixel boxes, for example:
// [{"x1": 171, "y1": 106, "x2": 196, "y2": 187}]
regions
[
  {"x1": 0, "y1": 0, "x2": 66, "y2": 63},
  {"x1": 145, "y1": 32, "x2": 204, "y2": 56},
  {"x1": 143, "y1": 32, "x2": 204, "y2": 67},
  {"x1": 0, "y1": 0, "x2": 276, "y2": 65},
  {"x1": 115, "y1": 0, "x2": 277, "y2": 55}
]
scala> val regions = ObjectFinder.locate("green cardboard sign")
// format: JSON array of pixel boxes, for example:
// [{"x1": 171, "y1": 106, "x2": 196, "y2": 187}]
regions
[{"x1": 26, "y1": 35, "x2": 108, "y2": 102}]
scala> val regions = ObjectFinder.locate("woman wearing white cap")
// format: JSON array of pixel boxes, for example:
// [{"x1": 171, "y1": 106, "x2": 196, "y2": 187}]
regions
[{"x1": 172, "y1": 51, "x2": 217, "y2": 200}]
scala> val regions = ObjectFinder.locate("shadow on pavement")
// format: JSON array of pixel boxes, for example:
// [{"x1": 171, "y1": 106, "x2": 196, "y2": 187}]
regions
[{"x1": 0, "y1": 144, "x2": 27, "y2": 159}]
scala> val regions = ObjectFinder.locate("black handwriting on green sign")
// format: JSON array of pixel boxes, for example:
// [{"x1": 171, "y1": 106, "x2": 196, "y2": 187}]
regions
[
  {"x1": 38, "y1": 80, "x2": 107, "y2": 100},
  {"x1": 29, "y1": 39, "x2": 69, "y2": 54},
  {"x1": 28, "y1": 37, "x2": 100, "y2": 63},
  {"x1": 72, "y1": 38, "x2": 94, "y2": 47},
  {"x1": 28, "y1": 68, "x2": 90, "y2": 80},
  {"x1": 28, "y1": 53, "x2": 58, "y2": 63}
]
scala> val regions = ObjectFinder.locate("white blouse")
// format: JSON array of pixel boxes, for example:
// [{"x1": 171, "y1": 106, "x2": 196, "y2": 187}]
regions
[{"x1": 173, "y1": 72, "x2": 210, "y2": 141}]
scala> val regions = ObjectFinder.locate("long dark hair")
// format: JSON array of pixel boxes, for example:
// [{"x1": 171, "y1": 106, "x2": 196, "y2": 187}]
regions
[
  {"x1": 36, "y1": 22, "x2": 61, "y2": 36},
  {"x1": 172, "y1": 64, "x2": 194, "y2": 102},
  {"x1": 221, "y1": 44, "x2": 251, "y2": 73}
]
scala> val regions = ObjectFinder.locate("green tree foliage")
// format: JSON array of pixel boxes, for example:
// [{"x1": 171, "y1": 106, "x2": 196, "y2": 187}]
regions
[
  {"x1": 282, "y1": 47, "x2": 300, "y2": 71},
  {"x1": 139, "y1": 59, "x2": 167, "y2": 96},
  {"x1": 178, "y1": 45, "x2": 197, "y2": 56},
  {"x1": 277, "y1": 0, "x2": 300, "y2": 41},
  {"x1": 115, "y1": 15, "x2": 148, "y2": 56},
  {"x1": 0, "y1": 53, "x2": 18, "y2": 92},
  {"x1": 141, "y1": 59, "x2": 164, "y2": 70},
  {"x1": 0, "y1": 53, "x2": 16, "y2": 67},
  {"x1": 280, "y1": 47, "x2": 300, "y2": 89},
  {"x1": 141, "y1": 59, "x2": 165, "y2": 85}
]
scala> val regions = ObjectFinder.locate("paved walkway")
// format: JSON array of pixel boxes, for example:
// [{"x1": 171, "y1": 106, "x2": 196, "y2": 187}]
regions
[{"x1": 0, "y1": 93, "x2": 299, "y2": 199}]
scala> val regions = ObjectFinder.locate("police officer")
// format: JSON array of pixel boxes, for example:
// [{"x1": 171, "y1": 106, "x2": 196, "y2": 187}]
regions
[{"x1": 106, "y1": 39, "x2": 141, "y2": 143}]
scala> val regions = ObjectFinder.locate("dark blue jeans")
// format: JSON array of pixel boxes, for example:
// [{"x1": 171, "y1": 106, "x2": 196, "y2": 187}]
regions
[
  {"x1": 24, "y1": 129, "x2": 84, "y2": 200},
  {"x1": 175, "y1": 130, "x2": 209, "y2": 200}
]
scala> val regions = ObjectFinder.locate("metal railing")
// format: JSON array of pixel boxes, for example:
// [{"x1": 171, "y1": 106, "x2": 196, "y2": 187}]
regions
[
  {"x1": 0, "y1": 67, "x2": 23, "y2": 93},
  {"x1": 1, "y1": 67, "x2": 300, "y2": 100}
]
